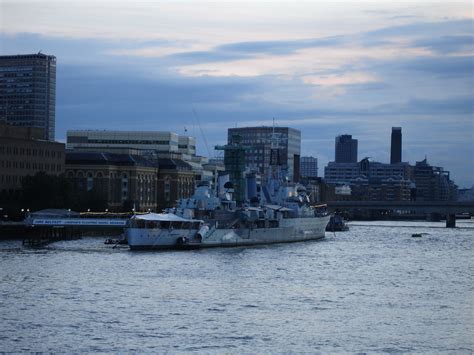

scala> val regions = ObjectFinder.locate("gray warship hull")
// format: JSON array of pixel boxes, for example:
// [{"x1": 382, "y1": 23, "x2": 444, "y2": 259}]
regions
[{"x1": 127, "y1": 215, "x2": 330, "y2": 250}]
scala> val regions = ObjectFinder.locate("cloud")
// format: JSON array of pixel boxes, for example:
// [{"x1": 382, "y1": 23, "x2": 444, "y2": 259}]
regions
[
  {"x1": 1, "y1": 8, "x2": 473, "y2": 186},
  {"x1": 215, "y1": 36, "x2": 346, "y2": 56},
  {"x1": 397, "y1": 55, "x2": 474, "y2": 77},
  {"x1": 363, "y1": 19, "x2": 473, "y2": 41},
  {"x1": 301, "y1": 72, "x2": 379, "y2": 86},
  {"x1": 413, "y1": 35, "x2": 474, "y2": 54},
  {"x1": 372, "y1": 96, "x2": 474, "y2": 116}
]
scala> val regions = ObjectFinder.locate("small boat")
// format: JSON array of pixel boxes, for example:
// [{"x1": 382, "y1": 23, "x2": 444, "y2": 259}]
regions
[
  {"x1": 325, "y1": 215, "x2": 349, "y2": 232},
  {"x1": 126, "y1": 213, "x2": 206, "y2": 250},
  {"x1": 104, "y1": 233, "x2": 127, "y2": 245},
  {"x1": 411, "y1": 233, "x2": 429, "y2": 238}
]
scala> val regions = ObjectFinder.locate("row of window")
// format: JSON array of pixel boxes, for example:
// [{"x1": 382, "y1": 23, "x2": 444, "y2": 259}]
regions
[
  {"x1": 3, "y1": 112, "x2": 48, "y2": 118},
  {"x1": 86, "y1": 139, "x2": 175, "y2": 145},
  {"x1": 0, "y1": 84, "x2": 50, "y2": 90},
  {"x1": 0, "y1": 146, "x2": 63, "y2": 158},
  {"x1": 0, "y1": 72, "x2": 33, "y2": 77},
  {"x1": 4, "y1": 88, "x2": 47, "y2": 96},
  {"x1": 0, "y1": 174, "x2": 23, "y2": 184},
  {"x1": 0, "y1": 67, "x2": 34, "y2": 72},
  {"x1": 0, "y1": 98, "x2": 51, "y2": 104},
  {"x1": 0, "y1": 160, "x2": 63, "y2": 171}
]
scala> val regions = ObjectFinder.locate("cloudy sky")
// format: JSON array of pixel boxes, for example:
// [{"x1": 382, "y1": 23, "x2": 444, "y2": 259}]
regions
[{"x1": 1, "y1": 1, "x2": 473, "y2": 186}]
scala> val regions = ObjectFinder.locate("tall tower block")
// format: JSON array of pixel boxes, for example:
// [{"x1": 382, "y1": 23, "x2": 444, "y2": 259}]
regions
[{"x1": 391, "y1": 127, "x2": 402, "y2": 164}]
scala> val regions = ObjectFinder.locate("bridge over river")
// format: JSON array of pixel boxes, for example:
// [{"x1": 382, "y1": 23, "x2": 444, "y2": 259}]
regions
[{"x1": 326, "y1": 201, "x2": 474, "y2": 227}]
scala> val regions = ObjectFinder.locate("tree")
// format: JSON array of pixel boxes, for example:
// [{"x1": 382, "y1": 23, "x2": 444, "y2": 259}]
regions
[
  {"x1": 21, "y1": 172, "x2": 76, "y2": 211},
  {"x1": 21, "y1": 172, "x2": 109, "y2": 212}
]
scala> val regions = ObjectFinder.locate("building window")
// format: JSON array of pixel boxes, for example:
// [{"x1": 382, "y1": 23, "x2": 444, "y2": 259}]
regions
[
  {"x1": 122, "y1": 173, "x2": 128, "y2": 200},
  {"x1": 87, "y1": 173, "x2": 93, "y2": 191},
  {"x1": 164, "y1": 176, "x2": 171, "y2": 201}
]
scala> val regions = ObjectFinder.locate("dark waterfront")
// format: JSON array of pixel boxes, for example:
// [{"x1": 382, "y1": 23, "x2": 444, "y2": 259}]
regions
[{"x1": 1, "y1": 220, "x2": 473, "y2": 352}]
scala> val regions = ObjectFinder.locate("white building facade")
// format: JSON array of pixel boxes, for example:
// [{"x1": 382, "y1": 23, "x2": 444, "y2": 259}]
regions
[{"x1": 67, "y1": 130, "x2": 196, "y2": 156}]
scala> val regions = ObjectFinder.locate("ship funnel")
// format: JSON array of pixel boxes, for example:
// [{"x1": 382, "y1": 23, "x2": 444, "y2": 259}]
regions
[{"x1": 246, "y1": 172, "x2": 257, "y2": 200}]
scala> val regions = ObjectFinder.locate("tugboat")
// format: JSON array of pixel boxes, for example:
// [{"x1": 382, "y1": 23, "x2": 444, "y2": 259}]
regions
[
  {"x1": 104, "y1": 234, "x2": 128, "y2": 245},
  {"x1": 325, "y1": 214, "x2": 349, "y2": 232}
]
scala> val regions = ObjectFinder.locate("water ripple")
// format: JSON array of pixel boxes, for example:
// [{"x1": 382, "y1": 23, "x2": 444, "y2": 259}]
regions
[{"x1": 0, "y1": 220, "x2": 473, "y2": 352}]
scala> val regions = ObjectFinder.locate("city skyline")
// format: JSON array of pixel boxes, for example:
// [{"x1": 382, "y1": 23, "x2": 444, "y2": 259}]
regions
[{"x1": 1, "y1": 1, "x2": 472, "y2": 187}]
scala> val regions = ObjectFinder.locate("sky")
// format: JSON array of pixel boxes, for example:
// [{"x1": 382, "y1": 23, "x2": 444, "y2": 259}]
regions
[{"x1": 1, "y1": 0, "x2": 473, "y2": 187}]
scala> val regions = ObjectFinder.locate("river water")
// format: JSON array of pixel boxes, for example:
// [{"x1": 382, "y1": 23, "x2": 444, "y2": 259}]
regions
[{"x1": 1, "y1": 220, "x2": 473, "y2": 352}]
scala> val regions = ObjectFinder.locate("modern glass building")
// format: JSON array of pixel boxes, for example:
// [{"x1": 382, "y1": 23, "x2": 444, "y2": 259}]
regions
[
  {"x1": 335, "y1": 134, "x2": 358, "y2": 163},
  {"x1": 227, "y1": 126, "x2": 301, "y2": 182},
  {"x1": 0, "y1": 54, "x2": 56, "y2": 141}
]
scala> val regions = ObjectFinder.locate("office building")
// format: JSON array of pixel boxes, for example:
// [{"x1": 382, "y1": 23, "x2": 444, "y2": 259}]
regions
[
  {"x1": 0, "y1": 122, "x2": 65, "y2": 200},
  {"x1": 300, "y1": 156, "x2": 318, "y2": 178},
  {"x1": 178, "y1": 135, "x2": 196, "y2": 156},
  {"x1": 413, "y1": 158, "x2": 457, "y2": 201},
  {"x1": 323, "y1": 176, "x2": 413, "y2": 202},
  {"x1": 324, "y1": 159, "x2": 412, "y2": 184},
  {"x1": 0, "y1": 54, "x2": 56, "y2": 140},
  {"x1": 227, "y1": 126, "x2": 301, "y2": 182},
  {"x1": 324, "y1": 162, "x2": 360, "y2": 183},
  {"x1": 67, "y1": 130, "x2": 196, "y2": 156},
  {"x1": 335, "y1": 134, "x2": 358, "y2": 163},
  {"x1": 391, "y1": 127, "x2": 402, "y2": 164}
]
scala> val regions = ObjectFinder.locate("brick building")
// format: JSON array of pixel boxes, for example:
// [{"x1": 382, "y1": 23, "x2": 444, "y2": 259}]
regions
[
  {"x1": 0, "y1": 122, "x2": 64, "y2": 201},
  {"x1": 65, "y1": 152, "x2": 158, "y2": 212},
  {"x1": 156, "y1": 158, "x2": 195, "y2": 212}
]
